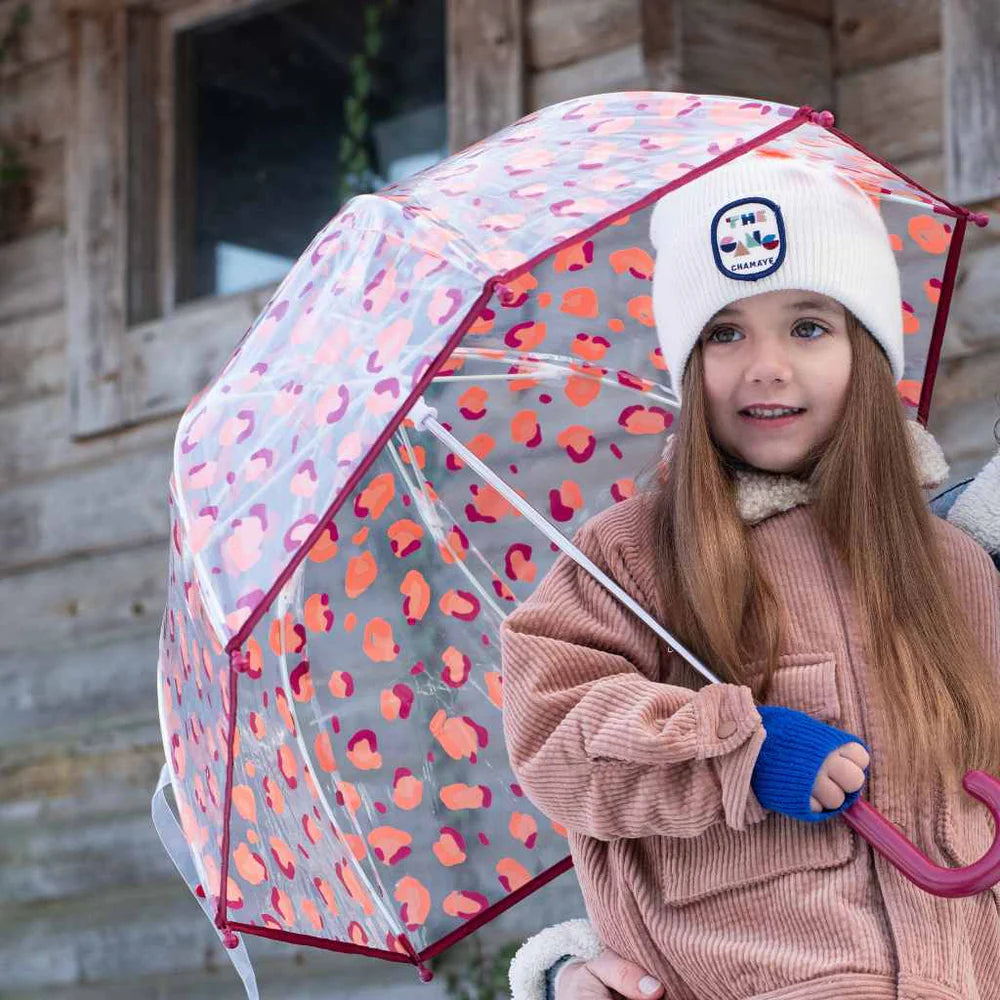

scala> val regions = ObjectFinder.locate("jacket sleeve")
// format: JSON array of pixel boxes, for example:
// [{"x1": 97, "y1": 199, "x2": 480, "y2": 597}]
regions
[{"x1": 499, "y1": 514, "x2": 767, "y2": 842}]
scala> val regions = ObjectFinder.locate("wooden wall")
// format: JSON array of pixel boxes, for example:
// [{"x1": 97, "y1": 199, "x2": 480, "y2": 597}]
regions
[
  {"x1": 0, "y1": 0, "x2": 996, "y2": 997},
  {"x1": 833, "y1": 0, "x2": 1000, "y2": 482}
]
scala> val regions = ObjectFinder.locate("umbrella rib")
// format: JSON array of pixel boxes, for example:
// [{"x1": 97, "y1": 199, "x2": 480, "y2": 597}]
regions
[{"x1": 407, "y1": 398, "x2": 721, "y2": 686}]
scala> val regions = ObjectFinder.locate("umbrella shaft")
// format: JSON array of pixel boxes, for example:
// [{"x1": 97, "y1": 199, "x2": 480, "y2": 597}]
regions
[{"x1": 407, "y1": 397, "x2": 722, "y2": 686}]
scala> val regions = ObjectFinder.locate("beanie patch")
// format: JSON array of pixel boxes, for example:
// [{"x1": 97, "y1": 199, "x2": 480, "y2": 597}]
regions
[{"x1": 711, "y1": 196, "x2": 785, "y2": 282}]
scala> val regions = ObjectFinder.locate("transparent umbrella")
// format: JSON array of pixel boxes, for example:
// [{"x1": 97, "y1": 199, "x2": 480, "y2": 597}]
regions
[{"x1": 152, "y1": 91, "x2": 998, "y2": 996}]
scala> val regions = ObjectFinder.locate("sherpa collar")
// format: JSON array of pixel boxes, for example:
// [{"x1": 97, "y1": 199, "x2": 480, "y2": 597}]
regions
[{"x1": 660, "y1": 419, "x2": 950, "y2": 526}]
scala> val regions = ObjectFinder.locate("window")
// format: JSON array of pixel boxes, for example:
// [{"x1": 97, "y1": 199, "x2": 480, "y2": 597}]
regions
[
  {"x1": 65, "y1": 0, "x2": 523, "y2": 438},
  {"x1": 173, "y1": 0, "x2": 446, "y2": 304}
]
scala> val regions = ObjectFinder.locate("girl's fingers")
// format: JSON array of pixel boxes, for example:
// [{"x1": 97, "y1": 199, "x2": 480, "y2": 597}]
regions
[
  {"x1": 812, "y1": 772, "x2": 846, "y2": 810},
  {"x1": 838, "y1": 742, "x2": 870, "y2": 769},
  {"x1": 825, "y1": 754, "x2": 866, "y2": 793}
]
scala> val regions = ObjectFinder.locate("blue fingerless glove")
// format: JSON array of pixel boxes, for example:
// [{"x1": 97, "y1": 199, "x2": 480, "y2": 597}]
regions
[{"x1": 750, "y1": 705, "x2": 871, "y2": 823}]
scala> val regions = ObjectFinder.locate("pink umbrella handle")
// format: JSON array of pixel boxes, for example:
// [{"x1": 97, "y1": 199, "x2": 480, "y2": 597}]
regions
[{"x1": 839, "y1": 769, "x2": 1000, "y2": 897}]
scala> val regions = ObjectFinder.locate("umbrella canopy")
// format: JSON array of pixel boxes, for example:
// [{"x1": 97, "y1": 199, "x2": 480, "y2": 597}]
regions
[{"x1": 155, "y1": 91, "x2": 986, "y2": 984}]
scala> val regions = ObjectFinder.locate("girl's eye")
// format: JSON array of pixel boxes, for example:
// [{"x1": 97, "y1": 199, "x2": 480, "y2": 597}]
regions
[
  {"x1": 706, "y1": 326, "x2": 741, "y2": 344},
  {"x1": 705, "y1": 320, "x2": 828, "y2": 344},
  {"x1": 793, "y1": 320, "x2": 827, "y2": 339}
]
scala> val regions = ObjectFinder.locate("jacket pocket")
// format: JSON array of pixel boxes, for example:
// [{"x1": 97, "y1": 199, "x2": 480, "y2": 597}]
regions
[
  {"x1": 658, "y1": 653, "x2": 857, "y2": 907},
  {"x1": 743, "y1": 650, "x2": 843, "y2": 723}
]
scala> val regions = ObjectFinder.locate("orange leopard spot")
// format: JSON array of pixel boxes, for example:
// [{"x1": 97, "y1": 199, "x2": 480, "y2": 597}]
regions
[
  {"x1": 509, "y1": 812, "x2": 538, "y2": 848},
  {"x1": 400, "y1": 569, "x2": 431, "y2": 624},
  {"x1": 440, "y1": 782, "x2": 491, "y2": 809},
  {"x1": 314, "y1": 730, "x2": 338, "y2": 773},
  {"x1": 432, "y1": 826, "x2": 467, "y2": 867},
  {"x1": 387, "y1": 518, "x2": 423, "y2": 558},
  {"x1": 442, "y1": 890, "x2": 489, "y2": 918},
  {"x1": 908, "y1": 215, "x2": 952, "y2": 255},
  {"x1": 394, "y1": 876, "x2": 431, "y2": 930},
  {"x1": 609, "y1": 246, "x2": 654, "y2": 279},
  {"x1": 368, "y1": 826, "x2": 413, "y2": 865},
  {"x1": 354, "y1": 472, "x2": 396, "y2": 520},
  {"x1": 362, "y1": 617, "x2": 399, "y2": 662},
  {"x1": 233, "y1": 842, "x2": 268, "y2": 885},
  {"x1": 497, "y1": 857, "x2": 531, "y2": 893},
  {"x1": 560, "y1": 287, "x2": 599, "y2": 318},
  {"x1": 392, "y1": 768, "x2": 423, "y2": 810},
  {"x1": 232, "y1": 785, "x2": 257, "y2": 825},
  {"x1": 303, "y1": 592, "x2": 334, "y2": 632},
  {"x1": 627, "y1": 295, "x2": 655, "y2": 326}
]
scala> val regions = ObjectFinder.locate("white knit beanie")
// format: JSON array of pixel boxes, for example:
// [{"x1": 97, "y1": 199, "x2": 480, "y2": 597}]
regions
[{"x1": 649, "y1": 152, "x2": 904, "y2": 399}]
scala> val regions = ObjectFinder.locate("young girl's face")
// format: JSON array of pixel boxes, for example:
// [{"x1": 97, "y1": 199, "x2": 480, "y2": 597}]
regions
[{"x1": 698, "y1": 288, "x2": 852, "y2": 475}]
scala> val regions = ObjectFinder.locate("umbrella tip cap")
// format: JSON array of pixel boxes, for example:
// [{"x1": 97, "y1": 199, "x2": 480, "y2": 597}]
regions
[{"x1": 969, "y1": 211, "x2": 990, "y2": 228}]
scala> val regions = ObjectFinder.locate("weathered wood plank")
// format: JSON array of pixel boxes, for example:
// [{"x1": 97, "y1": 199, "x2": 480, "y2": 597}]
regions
[
  {"x1": 64, "y1": 7, "x2": 128, "y2": 437},
  {"x1": 755, "y1": 0, "x2": 832, "y2": 22},
  {"x1": 0, "y1": 958, "x2": 454, "y2": 1000},
  {"x1": 943, "y1": 0, "x2": 1000, "y2": 203},
  {"x1": 0, "y1": 54, "x2": 69, "y2": 145},
  {"x1": 14, "y1": 135, "x2": 65, "y2": 236},
  {"x1": 641, "y1": 0, "x2": 681, "y2": 91},
  {"x1": 0, "y1": 716, "x2": 162, "y2": 806},
  {"x1": 0, "y1": 626, "x2": 161, "y2": 749},
  {"x1": 526, "y1": 0, "x2": 639, "y2": 72},
  {"x1": 836, "y1": 50, "x2": 943, "y2": 164},
  {"x1": 0, "y1": 864, "x2": 568, "y2": 995},
  {"x1": 0, "y1": 307, "x2": 65, "y2": 407},
  {"x1": 447, "y1": 0, "x2": 525, "y2": 151},
  {"x1": 0, "y1": 441, "x2": 171, "y2": 573},
  {"x1": 0, "y1": 743, "x2": 169, "y2": 905},
  {"x1": 0, "y1": 870, "x2": 456, "y2": 998},
  {"x1": 0, "y1": 389, "x2": 176, "y2": 485},
  {"x1": 0, "y1": 225, "x2": 64, "y2": 323},
  {"x1": 124, "y1": 282, "x2": 277, "y2": 424},
  {"x1": 683, "y1": 0, "x2": 833, "y2": 112},
  {"x1": 893, "y1": 151, "x2": 946, "y2": 201},
  {"x1": 947, "y1": 239, "x2": 1000, "y2": 354},
  {"x1": 833, "y1": 0, "x2": 940, "y2": 75},
  {"x1": 0, "y1": 539, "x2": 166, "y2": 654},
  {"x1": 529, "y1": 42, "x2": 645, "y2": 111},
  {"x1": 0, "y1": 0, "x2": 69, "y2": 81}
]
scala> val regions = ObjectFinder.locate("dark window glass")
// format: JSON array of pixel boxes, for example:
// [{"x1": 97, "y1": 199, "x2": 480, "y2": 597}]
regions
[{"x1": 174, "y1": 0, "x2": 446, "y2": 304}]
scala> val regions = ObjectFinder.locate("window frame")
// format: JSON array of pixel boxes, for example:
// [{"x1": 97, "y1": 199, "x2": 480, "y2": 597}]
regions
[{"x1": 65, "y1": 0, "x2": 524, "y2": 438}]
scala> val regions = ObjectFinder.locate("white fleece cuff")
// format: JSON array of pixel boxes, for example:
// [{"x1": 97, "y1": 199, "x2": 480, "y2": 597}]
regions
[
  {"x1": 508, "y1": 917, "x2": 602, "y2": 1000},
  {"x1": 947, "y1": 449, "x2": 1000, "y2": 554}
]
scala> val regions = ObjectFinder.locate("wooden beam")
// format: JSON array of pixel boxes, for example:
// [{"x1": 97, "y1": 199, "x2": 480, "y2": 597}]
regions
[
  {"x1": 682, "y1": 0, "x2": 833, "y2": 112},
  {"x1": 640, "y1": 0, "x2": 681, "y2": 91},
  {"x1": 0, "y1": 226, "x2": 64, "y2": 323},
  {"x1": 943, "y1": 0, "x2": 1000, "y2": 203},
  {"x1": 527, "y1": 0, "x2": 639, "y2": 72},
  {"x1": 530, "y1": 41, "x2": 645, "y2": 110},
  {"x1": 64, "y1": 6, "x2": 128, "y2": 437},
  {"x1": 0, "y1": 308, "x2": 65, "y2": 407},
  {"x1": 837, "y1": 50, "x2": 943, "y2": 165},
  {"x1": 833, "y1": 0, "x2": 940, "y2": 75},
  {"x1": 447, "y1": 0, "x2": 525, "y2": 151}
]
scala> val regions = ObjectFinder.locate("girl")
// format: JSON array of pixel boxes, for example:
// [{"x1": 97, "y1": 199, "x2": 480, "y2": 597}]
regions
[{"x1": 499, "y1": 154, "x2": 1000, "y2": 1000}]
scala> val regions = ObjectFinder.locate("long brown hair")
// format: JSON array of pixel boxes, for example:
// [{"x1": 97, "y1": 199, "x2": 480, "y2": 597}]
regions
[{"x1": 638, "y1": 310, "x2": 1000, "y2": 793}]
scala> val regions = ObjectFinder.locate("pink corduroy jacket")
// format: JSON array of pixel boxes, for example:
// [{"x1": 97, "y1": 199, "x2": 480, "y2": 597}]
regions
[{"x1": 500, "y1": 421, "x2": 1000, "y2": 1000}]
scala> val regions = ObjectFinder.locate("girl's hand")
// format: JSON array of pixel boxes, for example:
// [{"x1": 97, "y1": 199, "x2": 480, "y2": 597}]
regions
[
  {"x1": 556, "y1": 949, "x2": 666, "y2": 999},
  {"x1": 810, "y1": 741, "x2": 870, "y2": 813}
]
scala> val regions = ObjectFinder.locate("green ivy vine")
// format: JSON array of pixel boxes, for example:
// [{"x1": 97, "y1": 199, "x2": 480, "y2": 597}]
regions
[{"x1": 336, "y1": 0, "x2": 397, "y2": 207}]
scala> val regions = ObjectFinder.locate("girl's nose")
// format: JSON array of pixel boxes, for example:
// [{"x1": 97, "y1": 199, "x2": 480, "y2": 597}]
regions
[{"x1": 744, "y1": 339, "x2": 793, "y2": 383}]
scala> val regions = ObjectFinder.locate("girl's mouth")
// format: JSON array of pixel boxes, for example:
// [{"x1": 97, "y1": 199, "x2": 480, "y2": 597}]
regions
[{"x1": 738, "y1": 407, "x2": 806, "y2": 428}]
